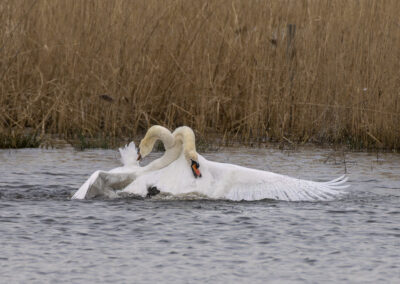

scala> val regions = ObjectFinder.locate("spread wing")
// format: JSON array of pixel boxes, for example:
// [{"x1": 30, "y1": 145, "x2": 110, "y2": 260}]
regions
[
  {"x1": 72, "y1": 142, "x2": 140, "y2": 200},
  {"x1": 205, "y1": 160, "x2": 348, "y2": 202},
  {"x1": 71, "y1": 168, "x2": 137, "y2": 200}
]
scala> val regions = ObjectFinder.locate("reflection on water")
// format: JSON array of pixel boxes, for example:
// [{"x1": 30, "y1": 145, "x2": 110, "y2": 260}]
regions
[{"x1": 0, "y1": 146, "x2": 399, "y2": 283}]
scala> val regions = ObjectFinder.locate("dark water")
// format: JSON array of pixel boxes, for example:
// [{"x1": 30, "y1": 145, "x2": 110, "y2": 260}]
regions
[{"x1": 1, "y1": 146, "x2": 399, "y2": 283}]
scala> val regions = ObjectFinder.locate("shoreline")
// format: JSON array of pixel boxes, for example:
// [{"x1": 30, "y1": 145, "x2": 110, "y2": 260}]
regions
[{"x1": 1, "y1": 131, "x2": 398, "y2": 153}]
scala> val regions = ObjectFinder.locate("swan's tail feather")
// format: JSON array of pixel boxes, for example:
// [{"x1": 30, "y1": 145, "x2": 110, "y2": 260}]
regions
[{"x1": 119, "y1": 142, "x2": 139, "y2": 167}]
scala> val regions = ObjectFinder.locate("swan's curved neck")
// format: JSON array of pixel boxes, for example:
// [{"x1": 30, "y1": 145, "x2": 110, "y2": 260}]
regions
[
  {"x1": 140, "y1": 125, "x2": 181, "y2": 173},
  {"x1": 142, "y1": 125, "x2": 175, "y2": 150},
  {"x1": 173, "y1": 126, "x2": 198, "y2": 162}
]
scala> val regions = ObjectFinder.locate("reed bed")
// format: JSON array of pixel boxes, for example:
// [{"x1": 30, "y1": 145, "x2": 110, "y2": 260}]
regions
[{"x1": 1, "y1": 0, "x2": 399, "y2": 149}]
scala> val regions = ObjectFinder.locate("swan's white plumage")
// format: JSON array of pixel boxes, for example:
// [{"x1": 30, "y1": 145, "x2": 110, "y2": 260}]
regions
[
  {"x1": 72, "y1": 126, "x2": 349, "y2": 201},
  {"x1": 119, "y1": 141, "x2": 140, "y2": 167},
  {"x1": 72, "y1": 142, "x2": 140, "y2": 200},
  {"x1": 122, "y1": 152, "x2": 348, "y2": 202},
  {"x1": 72, "y1": 127, "x2": 183, "y2": 200}
]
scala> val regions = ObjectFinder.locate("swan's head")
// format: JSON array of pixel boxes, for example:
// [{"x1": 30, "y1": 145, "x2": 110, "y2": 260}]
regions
[
  {"x1": 137, "y1": 125, "x2": 175, "y2": 161},
  {"x1": 137, "y1": 140, "x2": 152, "y2": 161},
  {"x1": 173, "y1": 126, "x2": 202, "y2": 178},
  {"x1": 186, "y1": 150, "x2": 201, "y2": 178}
]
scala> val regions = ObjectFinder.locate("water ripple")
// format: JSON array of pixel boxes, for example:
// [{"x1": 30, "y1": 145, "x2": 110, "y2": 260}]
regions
[{"x1": 1, "y1": 148, "x2": 400, "y2": 283}]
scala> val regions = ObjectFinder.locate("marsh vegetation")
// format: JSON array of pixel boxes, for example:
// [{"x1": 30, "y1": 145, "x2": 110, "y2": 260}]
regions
[{"x1": 1, "y1": 0, "x2": 399, "y2": 149}]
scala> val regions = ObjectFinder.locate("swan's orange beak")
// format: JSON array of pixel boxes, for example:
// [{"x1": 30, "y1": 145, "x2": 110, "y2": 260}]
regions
[
  {"x1": 137, "y1": 148, "x2": 142, "y2": 161},
  {"x1": 191, "y1": 160, "x2": 202, "y2": 178}
]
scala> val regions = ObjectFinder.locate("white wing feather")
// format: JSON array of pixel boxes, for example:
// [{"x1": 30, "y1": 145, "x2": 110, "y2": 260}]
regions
[
  {"x1": 201, "y1": 158, "x2": 348, "y2": 202},
  {"x1": 72, "y1": 142, "x2": 139, "y2": 200}
]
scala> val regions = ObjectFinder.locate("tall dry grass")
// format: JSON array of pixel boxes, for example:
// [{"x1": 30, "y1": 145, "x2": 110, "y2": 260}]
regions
[{"x1": 1, "y1": 0, "x2": 399, "y2": 149}]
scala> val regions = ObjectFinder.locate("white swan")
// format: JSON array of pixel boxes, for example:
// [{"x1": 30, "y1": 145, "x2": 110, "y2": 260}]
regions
[
  {"x1": 122, "y1": 128, "x2": 349, "y2": 201},
  {"x1": 72, "y1": 125, "x2": 182, "y2": 199}
]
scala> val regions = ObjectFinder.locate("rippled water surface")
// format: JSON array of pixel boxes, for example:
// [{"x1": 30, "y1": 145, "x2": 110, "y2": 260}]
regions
[{"x1": 1, "y1": 146, "x2": 399, "y2": 283}]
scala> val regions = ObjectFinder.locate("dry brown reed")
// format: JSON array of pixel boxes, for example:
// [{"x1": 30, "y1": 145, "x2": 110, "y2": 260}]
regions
[{"x1": 1, "y1": 0, "x2": 400, "y2": 149}]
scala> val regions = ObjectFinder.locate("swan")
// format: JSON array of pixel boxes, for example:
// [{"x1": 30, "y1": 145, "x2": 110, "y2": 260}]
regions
[
  {"x1": 121, "y1": 128, "x2": 349, "y2": 201},
  {"x1": 72, "y1": 125, "x2": 183, "y2": 199}
]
